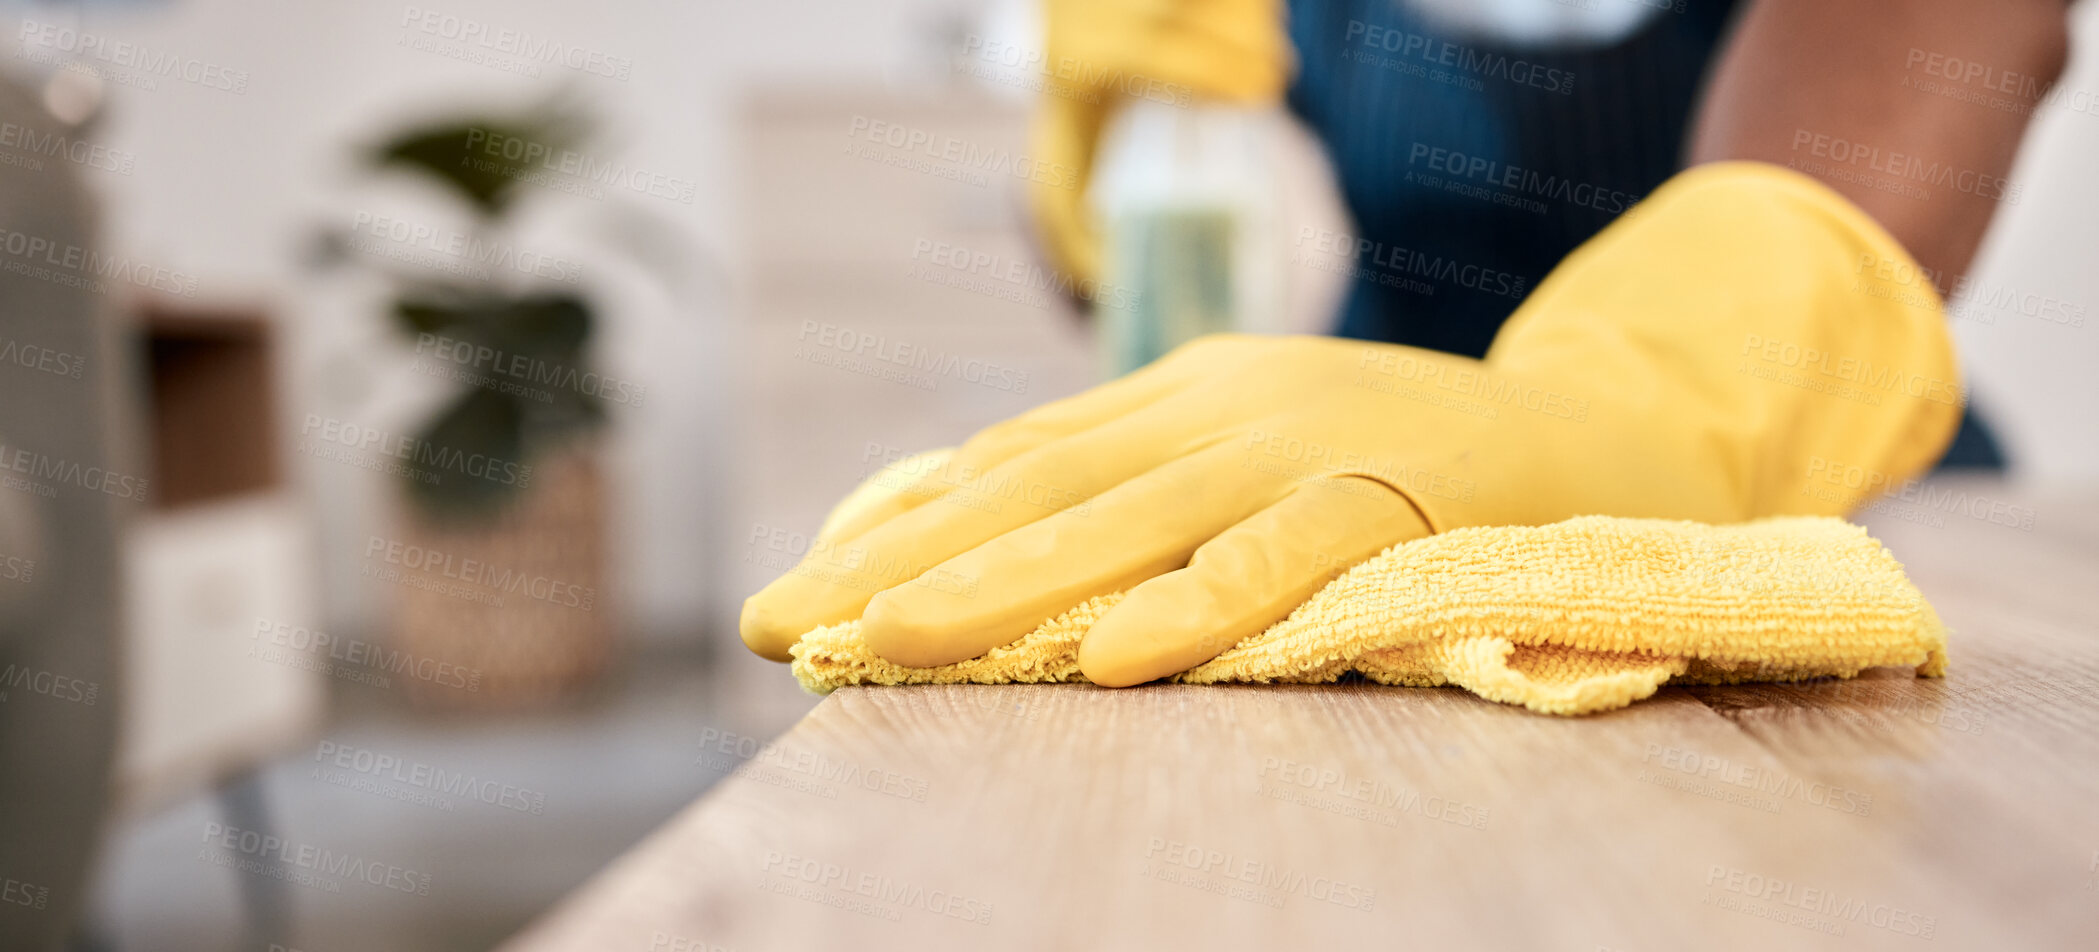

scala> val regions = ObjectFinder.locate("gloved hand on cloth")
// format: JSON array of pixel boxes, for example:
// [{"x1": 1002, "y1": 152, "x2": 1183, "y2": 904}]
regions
[{"x1": 739, "y1": 162, "x2": 1964, "y2": 713}]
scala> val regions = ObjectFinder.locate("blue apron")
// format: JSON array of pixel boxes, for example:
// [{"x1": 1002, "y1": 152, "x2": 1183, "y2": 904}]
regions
[{"x1": 1283, "y1": 0, "x2": 2002, "y2": 466}]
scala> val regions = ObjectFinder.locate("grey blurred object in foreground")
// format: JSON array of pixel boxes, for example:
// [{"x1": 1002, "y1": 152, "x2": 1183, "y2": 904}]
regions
[{"x1": 0, "y1": 72, "x2": 135, "y2": 951}]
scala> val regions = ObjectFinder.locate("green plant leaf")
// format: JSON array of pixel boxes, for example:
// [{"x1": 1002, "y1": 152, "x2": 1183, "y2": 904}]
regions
[
  {"x1": 370, "y1": 112, "x2": 586, "y2": 216},
  {"x1": 403, "y1": 386, "x2": 529, "y2": 524},
  {"x1": 391, "y1": 289, "x2": 590, "y2": 347}
]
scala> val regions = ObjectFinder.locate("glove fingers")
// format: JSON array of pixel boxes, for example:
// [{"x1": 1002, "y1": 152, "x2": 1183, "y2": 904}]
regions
[
  {"x1": 858, "y1": 440, "x2": 1293, "y2": 669},
  {"x1": 1077, "y1": 476, "x2": 1432, "y2": 687},
  {"x1": 739, "y1": 397, "x2": 1219, "y2": 661},
  {"x1": 815, "y1": 346, "x2": 1208, "y2": 547}
]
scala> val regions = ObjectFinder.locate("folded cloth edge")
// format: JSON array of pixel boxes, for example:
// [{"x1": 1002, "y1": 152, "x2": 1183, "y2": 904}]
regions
[{"x1": 786, "y1": 515, "x2": 1948, "y2": 716}]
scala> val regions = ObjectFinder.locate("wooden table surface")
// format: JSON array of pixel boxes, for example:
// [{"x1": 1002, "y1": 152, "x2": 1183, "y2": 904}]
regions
[{"x1": 504, "y1": 477, "x2": 2099, "y2": 951}]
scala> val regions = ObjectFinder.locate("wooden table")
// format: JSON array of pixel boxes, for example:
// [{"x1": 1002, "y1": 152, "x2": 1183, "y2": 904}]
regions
[{"x1": 504, "y1": 477, "x2": 2099, "y2": 951}]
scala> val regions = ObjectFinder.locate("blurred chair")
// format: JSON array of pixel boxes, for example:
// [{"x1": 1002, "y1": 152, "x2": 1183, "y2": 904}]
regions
[{"x1": 0, "y1": 72, "x2": 130, "y2": 952}]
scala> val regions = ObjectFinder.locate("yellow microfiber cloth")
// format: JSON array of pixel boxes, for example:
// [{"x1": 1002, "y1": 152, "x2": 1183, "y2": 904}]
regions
[{"x1": 787, "y1": 515, "x2": 1946, "y2": 715}]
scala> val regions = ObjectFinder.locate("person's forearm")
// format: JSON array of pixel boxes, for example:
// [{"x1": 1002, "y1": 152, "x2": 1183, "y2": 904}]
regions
[{"x1": 1690, "y1": 0, "x2": 2072, "y2": 287}]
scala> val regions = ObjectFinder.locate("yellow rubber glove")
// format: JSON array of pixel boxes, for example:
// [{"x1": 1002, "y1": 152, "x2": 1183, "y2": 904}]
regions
[
  {"x1": 741, "y1": 162, "x2": 1962, "y2": 686},
  {"x1": 1027, "y1": 0, "x2": 1289, "y2": 285}
]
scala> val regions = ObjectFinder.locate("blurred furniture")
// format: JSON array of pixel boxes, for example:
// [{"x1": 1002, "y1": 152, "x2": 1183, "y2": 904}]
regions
[
  {"x1": 113, "y1": 303, "x2": 322, "y2": 950},
  {"x1": 503, "y1": 477, "x2": 2099, "y2": 951},
  {"x1": 117, "y1": 304, "x2": 322, "y2": 811}
]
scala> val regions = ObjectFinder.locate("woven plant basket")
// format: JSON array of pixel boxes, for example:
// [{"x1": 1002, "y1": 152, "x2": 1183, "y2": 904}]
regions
[{"x1": 388, "y1": 442, "x2": 611, "y2": 709}]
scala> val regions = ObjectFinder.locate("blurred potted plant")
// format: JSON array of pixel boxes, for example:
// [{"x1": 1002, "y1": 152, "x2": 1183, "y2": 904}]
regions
[{"x1": 335, "y1": 102, "x2": 615, "y2": 708}]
